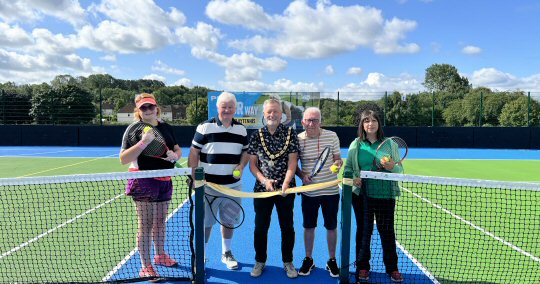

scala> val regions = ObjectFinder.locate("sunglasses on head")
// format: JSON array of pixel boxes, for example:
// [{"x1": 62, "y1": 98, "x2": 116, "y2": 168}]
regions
[{"x1": 139, "y1": 104, "x2": 156, "y2": 112}]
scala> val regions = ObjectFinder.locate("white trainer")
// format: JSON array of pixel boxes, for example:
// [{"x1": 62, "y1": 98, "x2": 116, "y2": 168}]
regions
[
  {"x1": 250, "y1": 262, "x2": 266, "y2": 277},
  {"x1": 221, "y1": 250, "x2": 239, "y2": 270},
  {"x1": 284, "y1": 262, "x2": 298, "y2": 278}
]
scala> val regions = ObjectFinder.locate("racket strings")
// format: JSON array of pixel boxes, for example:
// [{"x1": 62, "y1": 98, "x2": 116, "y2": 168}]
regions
[{"x1": 310, "y1": 146, "x2": 330, "y2": 178}]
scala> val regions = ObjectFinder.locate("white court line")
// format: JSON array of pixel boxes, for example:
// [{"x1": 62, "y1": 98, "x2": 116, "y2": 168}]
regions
[
  {"x1": 0, "y1": 193, "x2": 124, "y2": 260},
  {"x1": 0, "y1": 150, "x2": 74, "y2": 157},
  {"x1": 102, "y1": 196, "x2": 192, "y2": 282},
  {"x1": 402, "y1": 186, "x2": 540, "y2": 263},
  {"x1": 396, "y1": 241, "x2": 440, "y2": 284},
  {"x1": 16, "y1": 154, "x2": 118, "y2": 177}
]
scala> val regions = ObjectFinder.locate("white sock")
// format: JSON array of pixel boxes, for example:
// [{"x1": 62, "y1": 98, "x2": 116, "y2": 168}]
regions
[
  {"x1": 222, "y1": 238, "x2": 232, "y2": 254},
  {"x1": 204, "y1": 242, "x2": 208, "y2": 259}
]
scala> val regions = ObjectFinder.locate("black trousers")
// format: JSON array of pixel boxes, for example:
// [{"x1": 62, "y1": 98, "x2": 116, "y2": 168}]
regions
[
  {"x1": 356, "y1": 196, "x2": 399, "y2": 274},
  {"x1": 253, "y1": 194, "x2": 295, "y2": 263},
  {"x1": 351, "y1": 192, "x2": 365, "y2": 262}
]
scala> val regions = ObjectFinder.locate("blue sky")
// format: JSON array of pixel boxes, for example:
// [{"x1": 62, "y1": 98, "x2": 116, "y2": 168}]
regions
[{"x1": 1, "y1": 0, "x2": 540, "y2": 100}]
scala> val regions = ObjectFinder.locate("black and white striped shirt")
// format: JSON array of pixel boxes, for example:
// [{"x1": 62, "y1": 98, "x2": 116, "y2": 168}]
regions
[{"x1": 192, "y1": 117, "x2": 248, "y2": 186}]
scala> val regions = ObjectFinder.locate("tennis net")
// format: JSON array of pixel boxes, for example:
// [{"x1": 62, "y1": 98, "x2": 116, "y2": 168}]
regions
[
  {"x1": 340, "y1": 170, "x2": 540, "y2": 284},
  {"x1": 0, "y1": 168, "x2": 195, "y2": 283}
]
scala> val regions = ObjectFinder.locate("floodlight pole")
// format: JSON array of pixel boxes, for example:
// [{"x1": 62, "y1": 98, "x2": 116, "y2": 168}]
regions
[
  {"x1": 337, "y1": 91, "x2": 340, "y2": 126},
  {"x1": 528, "y1": 92, "x2": 531, "y2": 127}
]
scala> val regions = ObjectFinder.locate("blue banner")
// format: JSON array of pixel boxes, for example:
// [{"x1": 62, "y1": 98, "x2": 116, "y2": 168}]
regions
[{"x1": 208, "y1": 92, "x2": 320, "y2": 129}]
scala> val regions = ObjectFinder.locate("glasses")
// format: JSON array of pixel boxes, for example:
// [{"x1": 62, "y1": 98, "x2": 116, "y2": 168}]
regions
[
  {"x1": 304, "y1": 119, "x2": 320, "y2": 124},
  {"x1": 139, "y1": 104, "x2": 156, "y2": 112}
]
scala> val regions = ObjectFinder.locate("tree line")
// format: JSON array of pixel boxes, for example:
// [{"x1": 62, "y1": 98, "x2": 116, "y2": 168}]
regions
[
  {"x1": 320, "y1": 64, "x2": 539, "y2": 127},
  {"x1": 0, "y1": 64, "x2": 538, "y2": 126},
  {"x1": 0, "y1": 74, "x2": 210, "y2": 125}
]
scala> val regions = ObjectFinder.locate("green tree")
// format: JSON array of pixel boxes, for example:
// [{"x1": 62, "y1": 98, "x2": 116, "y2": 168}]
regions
[
  {"x1": 186, "y1": 97, "x2": 208, "y2": 125},
  {"x1": 499, "y1": 95, "x2": 540, "y2": 126},
  {"x1": 50, "y1": 74, "x2": 78, "y2": 89},
  {"x1": 30, "y1": 84, "x2": 95, "y2": 124},
  {"x1": 0, "y1": 88, "x2": 32, "y2": 124},
  {"x1": 443, "y1": 99, "x2": 467, "y2": 126},
  {"x1": 424, "y1": 64, "x2": 471, "y2": 95}
]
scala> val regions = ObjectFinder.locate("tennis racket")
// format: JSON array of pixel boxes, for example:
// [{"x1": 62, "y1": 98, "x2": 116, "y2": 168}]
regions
[
  {"x1": 126, "y1": 121, "x2": 173, "y2": 162},
  {"x1": 309, "y1": 146, "x2": 331, "y2": 178},
  {"x1": 187, "y1": 176, "x2": 245, "y2": 229},
  {"x1": 373, "y1": 136, "x2": 408, "y2": 171}
]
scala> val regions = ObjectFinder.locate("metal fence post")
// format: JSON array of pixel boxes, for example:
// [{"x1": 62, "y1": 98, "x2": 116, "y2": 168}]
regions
[
  {"x1": 339, "y1": 170, "x2": 352, "y2": 283},
  {"x1": 337, "y1": 91, "x2": 340, "y2": 126},
  {"x1": 194, "y1": 167, "x2": 205, "y2": 283},
  {"x1": 528, "y1": 92, "x2": 531, "y2": 127},
  {"x1": 479, "y1": 92, "x2": 483, "y2": 126}
]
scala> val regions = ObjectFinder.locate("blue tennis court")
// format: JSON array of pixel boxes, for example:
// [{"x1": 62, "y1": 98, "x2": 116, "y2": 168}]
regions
[{"x1": 1, "y1": 146, "x2": 539, "y2": 283}]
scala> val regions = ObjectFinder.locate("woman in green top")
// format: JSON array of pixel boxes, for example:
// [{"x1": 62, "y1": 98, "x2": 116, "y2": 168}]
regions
[{"x1": 344, "y1": 109, "x2": 403, "y2": 283}]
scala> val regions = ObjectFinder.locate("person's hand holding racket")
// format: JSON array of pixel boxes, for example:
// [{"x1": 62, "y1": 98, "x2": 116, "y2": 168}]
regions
[
  {"x1": 164, "y1": 150, "x2": 179, "y2": 163},
  {"x1": 373, "y1": 136, "x2": 408, "y2": 173},
  {"x1": 379, "y1": 156, "x2": 396, "y2": 171},
  {"x1": 127, "y1": 122, "x2": 176, "y2": 164}
]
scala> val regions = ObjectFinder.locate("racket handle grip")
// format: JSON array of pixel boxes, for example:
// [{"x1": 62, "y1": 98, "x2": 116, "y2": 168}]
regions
[{"x1": 137, "y1": 141, "x2": 147, "y2": 150}]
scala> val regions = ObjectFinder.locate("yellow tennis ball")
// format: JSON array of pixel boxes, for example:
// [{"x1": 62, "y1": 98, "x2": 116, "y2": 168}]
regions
[
  {"x1": 382, "y1": 156, "x2": 390, "y2": 162},
  {"x1": 330, "y1": 164, "x2": 339, "y2": 173},
  {"x1": 233, "y1": 169, "x2": 241, "y2": 178},
  {"x1": 143, "y1": 126, "x2": 152, "y2": 133}
]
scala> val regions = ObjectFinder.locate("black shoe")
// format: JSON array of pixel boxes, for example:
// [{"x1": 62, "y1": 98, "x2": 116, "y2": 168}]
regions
[
  {"x1": 326, "y1": 258, "x2": 339, "y2": 278},
  {"x1": 298, "y1": 257, "x2": 315, "y2": 276}
]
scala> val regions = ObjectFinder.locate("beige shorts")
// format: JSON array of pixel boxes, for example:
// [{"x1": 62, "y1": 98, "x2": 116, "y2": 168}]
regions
[{"x1": 204, "y1": 183, "x2": 243, "y2": 227}]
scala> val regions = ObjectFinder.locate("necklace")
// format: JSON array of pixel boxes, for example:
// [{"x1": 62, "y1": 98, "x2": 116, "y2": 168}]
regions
[{"x1": 259, "y1": 126, "x2": 292, "y2": 167}]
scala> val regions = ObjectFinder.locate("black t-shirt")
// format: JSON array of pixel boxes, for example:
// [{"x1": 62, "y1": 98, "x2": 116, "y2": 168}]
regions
[{"x1": 121, "y1": 121, "x2": 178, "y2": 170}]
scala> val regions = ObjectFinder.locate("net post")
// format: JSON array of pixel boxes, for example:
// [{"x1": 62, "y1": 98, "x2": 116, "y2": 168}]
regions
[
  {"x1": 339, "y1": 170, "x2": 353, "y2": 283},
  {"x1": 194, "y1": 167, "x2": 205, "y2": 283}
]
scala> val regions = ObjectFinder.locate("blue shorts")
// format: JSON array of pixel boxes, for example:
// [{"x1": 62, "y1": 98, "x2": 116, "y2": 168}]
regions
[
  {"x1": 125, "y1": 178, "x2": 173, "y2": 202},
  {"x1": 301, "y1": 193, "x2": 340, "y2": 230}
]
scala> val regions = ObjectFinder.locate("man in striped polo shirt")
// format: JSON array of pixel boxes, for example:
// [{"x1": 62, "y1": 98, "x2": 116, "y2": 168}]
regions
[
  {"x1": 296, "y1": 107, "x2": 343, "y2": 278},
  {"x1": 188, "y1": 91, "x2": 249, "y2": 270}
]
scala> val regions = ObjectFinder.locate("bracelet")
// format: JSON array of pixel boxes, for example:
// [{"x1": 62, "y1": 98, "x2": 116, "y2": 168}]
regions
[{"x1": 137, "y1": 141, "x2": 147, "y2": 150}]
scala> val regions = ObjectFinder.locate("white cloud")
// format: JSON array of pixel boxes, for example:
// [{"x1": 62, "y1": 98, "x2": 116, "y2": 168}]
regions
[
  {"x1": 172, "y1": 77, "x2": 192, "y2": 87},
  {"x1": 78, "y1": 0, "x2": 187, "y2": 54},
  {"x1": 0, "y1": 22, "x2": 33, "y2": 47},
  {"x1": 142, "y1": 73, "x2": 166, "y2": 83},
  {"x1": 325, "y1": 65, "x2": 334, "y2": 75},
  {"x1": 0, "y1": 0, "x2": 86, "y2": 26},
  {"x1": 191, "y1": 47, "x2": 287, "y2": 82},
  {"x1": 469, "y1": 68, "x2": 540, "y2": 91},
  {"x1": 462, "y1": 45, "x2": 482, "y2": 55},
  {"x1": 217, "y1": 0, "x2": 419, "y2": 59},
  {"x1": 175, "y1": 22, "x2": 222, "y2": 50},
  {"x1": 347, "y1": 67, "x2": 363, "y2": 75},
  {"x1": 337, "y1": 72, "x2": 424, "y2": 100},
  {"x1": 152, "y1": 60, "x2": 185, "y2": 76},
  {"x1": 220, "y1": 78, "x2": 322, "y2": 92},
  {"x1": 206, "y1": 0, "x2": 276, "y2": 30}
]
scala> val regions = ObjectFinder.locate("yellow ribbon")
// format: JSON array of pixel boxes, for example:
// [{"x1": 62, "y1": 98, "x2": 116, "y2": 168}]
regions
[
  {"x1": 342, "y1": 178, "x2": 354, "y2": 187},
  {"x1": 194, "y1": 180, "x2": 206, "y2": 188},
  {"x1": 206, "y1": 179, "x2": 340, "y2": 198}
]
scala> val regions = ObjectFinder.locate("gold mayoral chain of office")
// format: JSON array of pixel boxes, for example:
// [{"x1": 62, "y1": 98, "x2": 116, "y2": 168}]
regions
[{"x1": 258, "y1": 127, "x2": 292, "y2": 167}]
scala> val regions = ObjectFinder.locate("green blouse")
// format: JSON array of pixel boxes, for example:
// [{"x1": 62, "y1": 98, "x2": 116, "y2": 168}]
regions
[{"x1": 344, "y1": 137, "x2": 402, "y2": 199}]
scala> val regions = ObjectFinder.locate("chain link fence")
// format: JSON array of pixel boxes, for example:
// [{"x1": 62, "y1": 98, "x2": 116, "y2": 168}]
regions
[{"x1": 1, "y1": 89, "x2": 538, "y2": 127}]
